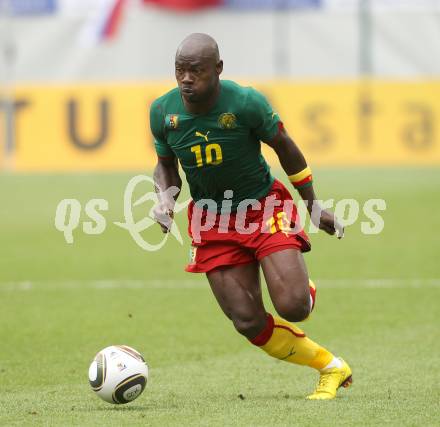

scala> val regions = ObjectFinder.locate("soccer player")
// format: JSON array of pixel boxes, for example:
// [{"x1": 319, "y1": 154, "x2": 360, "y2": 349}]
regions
[{"x1": 151, "y1": 33, "x2": 352, "y2": 400}]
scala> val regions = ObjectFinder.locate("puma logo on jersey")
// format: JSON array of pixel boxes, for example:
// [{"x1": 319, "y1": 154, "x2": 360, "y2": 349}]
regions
[{"x1": 195, "y1": 131, "x2": 210, "y2": 142}]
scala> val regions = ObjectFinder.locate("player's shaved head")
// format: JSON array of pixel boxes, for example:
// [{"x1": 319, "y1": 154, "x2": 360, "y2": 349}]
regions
[
  {"x1": 175, "y1": 33, "x2": 223, "y2": 109},
  {"x1": 176, "y1": 33, "x2": 220, "y2": 63}
]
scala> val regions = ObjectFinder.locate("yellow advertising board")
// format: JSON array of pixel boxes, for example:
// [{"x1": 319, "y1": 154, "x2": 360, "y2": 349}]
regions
[
  {"x1": 2, "y1": 80, "x2": 439, "y2": 171},
  {"x1": 258, "y1": 80, "x2": 440, "y2": 166},
  {"x1": 9, "y1": 83, "x2": 175, "y2": 172}
]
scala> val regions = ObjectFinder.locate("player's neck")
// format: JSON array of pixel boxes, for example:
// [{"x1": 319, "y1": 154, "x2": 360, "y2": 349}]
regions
[{"x1": 182, "y1": 82, "x2": 221, "y2": 115}]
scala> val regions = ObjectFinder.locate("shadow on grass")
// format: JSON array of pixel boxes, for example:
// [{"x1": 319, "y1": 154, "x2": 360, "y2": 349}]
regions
[
  {"x1": 90, "y1": 401, "x2": 181, "y2": 412},
  {"x1": 92, "y1": 405, "x2": 147, "y2": 412}
]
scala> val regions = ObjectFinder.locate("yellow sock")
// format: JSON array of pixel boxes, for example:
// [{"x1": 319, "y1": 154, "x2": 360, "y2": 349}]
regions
[{"x1": 251, "y1": 314, "x2": 333, "y2": 370}]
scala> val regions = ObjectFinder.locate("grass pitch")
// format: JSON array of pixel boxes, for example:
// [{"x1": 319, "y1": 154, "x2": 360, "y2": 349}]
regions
[{"x1": 0, "y1": 168, "x2": 439, "y2": 426}]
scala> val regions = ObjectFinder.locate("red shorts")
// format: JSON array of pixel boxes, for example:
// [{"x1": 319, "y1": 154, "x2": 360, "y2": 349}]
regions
[{"x1": 185, "y1": 179, "x2": 311, "y2": 273}]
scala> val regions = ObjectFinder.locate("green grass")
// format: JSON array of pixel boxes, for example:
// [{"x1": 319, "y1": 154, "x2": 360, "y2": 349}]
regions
[{"x1": 0, "y1": 168, "x2": 439, "y2": 426}]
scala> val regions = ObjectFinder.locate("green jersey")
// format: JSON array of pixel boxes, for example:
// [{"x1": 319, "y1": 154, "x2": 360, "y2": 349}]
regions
[{"x1": 150, "y1": 80, "x2": 281, "y2": 212}]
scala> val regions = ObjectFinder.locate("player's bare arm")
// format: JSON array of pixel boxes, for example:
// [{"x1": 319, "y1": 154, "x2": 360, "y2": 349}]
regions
[
  {"x1": 153, "y1": 155, "x2": 182, "y2": 233},
  {"x1": 265, "y1": 127, "x2": 344, "y2": 238}
]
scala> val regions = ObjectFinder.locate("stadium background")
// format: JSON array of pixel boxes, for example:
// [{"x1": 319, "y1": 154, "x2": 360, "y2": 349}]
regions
[{"x1": 0, "y1": 1, "x2": 439, "y2": 426}]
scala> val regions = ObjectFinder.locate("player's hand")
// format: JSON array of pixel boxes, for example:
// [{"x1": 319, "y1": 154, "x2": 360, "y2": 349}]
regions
[
  {"x1": 319, "y1": 209, "x2": 344, "y2": 239},
  {"x1": 152, "y1": 204, "x2": 174, "y2": 233},
  {"x1": 312, "y1": 208, "x2": 344, "y2": 239}
]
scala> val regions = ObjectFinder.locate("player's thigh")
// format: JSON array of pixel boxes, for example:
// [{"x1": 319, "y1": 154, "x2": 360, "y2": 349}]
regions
[
  {"x1": 260, "y1": 248, "x2": 310, "y2": 322},
  {"x1": 206, "y1": 261, "x2": 267, "y2": 338}
]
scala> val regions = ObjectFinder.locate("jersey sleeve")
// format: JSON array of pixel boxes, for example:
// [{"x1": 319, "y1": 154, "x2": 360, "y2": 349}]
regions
[
  {"x1": 245, "y1": 88, "x2": 281, "y2": 142},
  {"x1": 150, "y1": 100, "x2": 174, "y2": 158}
]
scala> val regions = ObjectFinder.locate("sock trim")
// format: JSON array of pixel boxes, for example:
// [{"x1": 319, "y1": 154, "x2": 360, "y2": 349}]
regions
[
  {"x1": 309, "y1": 279, "x2": 316, "y2": 310},
  {"x1": 274, "y1": 324, "x2": 306, "y2": 338},
  {"x1": 250, "y1": 313, "x2": 274, "y2": 346},
  {"x1": 309, "y1": 348, "x2": 335, "y2": 370}
]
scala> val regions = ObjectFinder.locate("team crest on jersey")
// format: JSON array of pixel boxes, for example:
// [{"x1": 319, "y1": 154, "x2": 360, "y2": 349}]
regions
[
  {"x1": 165, "y1": 114, "x2": 179, "y2": 130},
  {"x1": 218, "y1": 113, "x2": 237, "y2": 129}
]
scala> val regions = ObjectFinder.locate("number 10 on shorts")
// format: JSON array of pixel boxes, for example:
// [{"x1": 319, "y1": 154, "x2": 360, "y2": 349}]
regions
[{"x1": 266, "y1": 212, "x2": 291, "y2": 235}]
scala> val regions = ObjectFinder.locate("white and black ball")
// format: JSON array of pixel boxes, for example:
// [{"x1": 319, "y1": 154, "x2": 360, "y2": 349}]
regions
[{"x1": 88, "y1": 345, "x2": 148, "y2": 404}]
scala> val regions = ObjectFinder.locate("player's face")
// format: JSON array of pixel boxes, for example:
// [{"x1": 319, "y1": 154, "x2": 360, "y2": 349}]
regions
[{"x1": 175, "y1": 57, "x2": 220, "y2": 104}]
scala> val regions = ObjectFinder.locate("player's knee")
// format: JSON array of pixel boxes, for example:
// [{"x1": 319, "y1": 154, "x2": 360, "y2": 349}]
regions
[
  {"x1": 231, "y1": 314, "x2": 267, "y2": 339},
  {"x1": 275, "y1": 295, "x2": 310, "y2": 322}
]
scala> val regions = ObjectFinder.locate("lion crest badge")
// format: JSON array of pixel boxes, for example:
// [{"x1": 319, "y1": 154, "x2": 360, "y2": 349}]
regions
[{"x1": 218, "y1": 113, "x2": 237, "y2": 129}]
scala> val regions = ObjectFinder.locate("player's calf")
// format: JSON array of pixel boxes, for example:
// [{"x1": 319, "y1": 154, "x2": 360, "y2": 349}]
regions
[
  {"x1": 275, "y1": 297, "x2": 310, "y2": 322},
  {"x1": 273, "y1": 279, "x2": 317, "y2": 322},
  {"x1": 231, "y1": 313, "x2": 268, "y2": 340}
]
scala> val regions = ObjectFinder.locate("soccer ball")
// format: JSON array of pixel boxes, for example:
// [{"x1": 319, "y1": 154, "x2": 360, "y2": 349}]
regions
[{"x1": 88, "y1": 345, "x2": 148, "y2": 404}]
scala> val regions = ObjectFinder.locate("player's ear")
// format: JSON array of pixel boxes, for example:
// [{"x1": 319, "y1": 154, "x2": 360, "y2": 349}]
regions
[{"x1": 216, "y1": 60, "x2": 223, "y2": 75}]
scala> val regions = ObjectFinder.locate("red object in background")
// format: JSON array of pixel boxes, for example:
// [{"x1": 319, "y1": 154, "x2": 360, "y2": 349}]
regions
[
  {"x1": 102, "y1": 0, "x2": 126, "y2": 40},
  {"x1": 144, "y1": 0, "x2": 223, "y2": 11}
]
